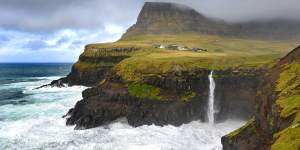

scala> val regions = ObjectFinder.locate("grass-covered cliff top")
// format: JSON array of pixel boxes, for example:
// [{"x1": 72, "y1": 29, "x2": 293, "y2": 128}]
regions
[
  {"x1": 109, "y1": 34, "x2": 297, "y2": 81},
  {"x1": 78, "y1": 33, "x2": 297, "y2": 81}
]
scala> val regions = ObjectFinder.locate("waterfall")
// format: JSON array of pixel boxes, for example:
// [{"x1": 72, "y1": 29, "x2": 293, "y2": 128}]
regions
[{"x1": 207, "y1": 71, "x2": 216, "y2": 124}]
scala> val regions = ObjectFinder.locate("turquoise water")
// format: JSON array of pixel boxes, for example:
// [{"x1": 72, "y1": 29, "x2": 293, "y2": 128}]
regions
[{"x1": 0, "y1": 63, "x2": 244, "y2": 150}]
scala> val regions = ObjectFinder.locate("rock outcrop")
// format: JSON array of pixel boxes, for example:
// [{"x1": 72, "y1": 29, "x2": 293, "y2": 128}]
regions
[
  {"x1": 48, "y1": 46, "x2": 136, "y2": 87},
  {"x1": 222, "y1": 46, "x2": 300, "y2": 150}
]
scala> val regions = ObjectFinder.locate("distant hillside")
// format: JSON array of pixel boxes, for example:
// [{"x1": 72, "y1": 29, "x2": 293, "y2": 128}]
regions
[{"x1": 122, "y1": 2, "x2": 300, "y2": 40}]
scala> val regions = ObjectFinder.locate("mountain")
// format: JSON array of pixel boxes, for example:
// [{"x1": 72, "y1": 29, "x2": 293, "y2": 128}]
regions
[
  {"x1": 123, "y1": 2, "x2": 300, "y2": 40},
  {"x1": 122, "y1": 2, "x2": 234, "y2": 38}
]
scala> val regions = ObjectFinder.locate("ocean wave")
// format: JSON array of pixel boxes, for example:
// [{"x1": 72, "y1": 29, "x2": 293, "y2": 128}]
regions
[
  {"x1": 0, "y1": 76, "x2": 63, "y2": 90},
  {"x1": 0, "y1": 115, "x2": 244, "y2": 150},
  {"x1": 0, "y1": 76, "x2": 244, "y2": 150}
]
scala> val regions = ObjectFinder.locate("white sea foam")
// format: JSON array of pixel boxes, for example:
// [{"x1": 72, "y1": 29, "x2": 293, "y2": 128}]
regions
[{"x1": 0, "y1": 76, "x2": 245, "y2": 150}]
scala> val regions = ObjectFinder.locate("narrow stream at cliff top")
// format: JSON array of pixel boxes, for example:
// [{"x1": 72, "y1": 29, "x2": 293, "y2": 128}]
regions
[{"x1": 0, "y1": 65, "x2": 245, "y2": 150}]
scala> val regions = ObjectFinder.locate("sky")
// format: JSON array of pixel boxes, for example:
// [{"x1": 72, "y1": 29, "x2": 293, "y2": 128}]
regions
[{"x1": 0, "y1": 0, "x2": 299, "y2": 62}]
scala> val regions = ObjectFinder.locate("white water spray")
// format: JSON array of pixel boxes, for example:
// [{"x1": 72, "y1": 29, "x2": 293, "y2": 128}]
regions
[
  {"x1": 0, "y1": 75, "x2": 246, "y2": 150},
  {"x1": 207, "y1": 71, "x2": 216, "y2": 124}
]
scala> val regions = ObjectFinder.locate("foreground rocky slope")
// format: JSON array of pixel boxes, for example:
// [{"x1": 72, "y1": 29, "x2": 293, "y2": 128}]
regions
[{"x1": 222, "y1": 46, "x2": 300, "y2": 150}]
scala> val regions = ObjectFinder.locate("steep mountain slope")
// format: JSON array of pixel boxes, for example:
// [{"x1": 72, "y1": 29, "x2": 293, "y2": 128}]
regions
[{"x1": 222, "y1": 46, "x2": 300, "y2": 150}]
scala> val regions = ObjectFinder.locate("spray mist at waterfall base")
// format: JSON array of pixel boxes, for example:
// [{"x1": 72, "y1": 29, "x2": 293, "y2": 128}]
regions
[{"x1": 0, "y1": 64, "x2": 245, "y2": 150}]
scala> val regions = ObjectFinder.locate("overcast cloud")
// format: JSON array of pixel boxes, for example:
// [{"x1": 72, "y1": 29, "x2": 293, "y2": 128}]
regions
[
  {"x1": 0, "y1": 0, "x2": 299, "y2": 62},
  {"x1": 0, "y1": 0, "x2": 299, "y2": 31},
  {"x1": 151, "y1": 0, "x2": 300, "y2": 22}
]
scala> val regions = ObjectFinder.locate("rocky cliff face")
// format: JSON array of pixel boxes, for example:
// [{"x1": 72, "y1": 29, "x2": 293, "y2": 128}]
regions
[
  {"x1": 123, "y1": 2, "x2": 300, "y2": 40},
  {"x1": 222, "y1": 46, "x2": 300, "y2": 150},
  {"x1": 64, "y1": 69, "x2": 263, "y2": 129},
  {"x1": 49, "y1": 46, "x2": 135, "y2": 87}
]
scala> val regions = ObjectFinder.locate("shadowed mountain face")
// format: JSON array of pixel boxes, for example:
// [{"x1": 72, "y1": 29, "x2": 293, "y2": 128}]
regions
[
  {"x1": 123, "y1": 2, "x2": 234, "y2": 38},
  {"x1": 122, "y1": 2, "x2": 300, "y2": 40}
]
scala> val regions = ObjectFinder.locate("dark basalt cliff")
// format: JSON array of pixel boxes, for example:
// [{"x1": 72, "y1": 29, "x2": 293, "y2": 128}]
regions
[
  {"x1": 222, "y1": 46, "x2": 300, "y2": 150},
  {"x1": 49, "y1": 47, "x2": 134, "y2": 87},
  {"x1": 65, "y1": 69, "x2": 263, "y2": 129},
  {"x1": 52, "y1": 56, "x2": 129, "y2": 87}
]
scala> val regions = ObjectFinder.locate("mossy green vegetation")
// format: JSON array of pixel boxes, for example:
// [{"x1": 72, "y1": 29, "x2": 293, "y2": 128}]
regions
[
  {"x1": 81, "y1": 49, "x2": 136, "y2": 57},
  {"x1": 277, "y1": 95, "x2": 300, "y2": 118},
  {"x1": 226, "y1": 117, "x2": 256, "y2": 138},
  {"x1": 271, "y1": 127, "x2": 300, "y2": 150},
  {"x1": 74, "y1": 61, "x2": 116, "y2": 71},
  {"x1": 276, "y1": 62, "x2": 300, "y2": 96},
  {"x1": 276, "y1": 61, "x2": 300, "y2": 119},
  {"x1": 272, "y1": 60, "x2": 300, "y2": 150},
  {"x1": 128, "y1": 83, "x2": 162, "y2": 100},
  {"x1": 180, "y1": 91, "x2": 196, "y2": 102}
]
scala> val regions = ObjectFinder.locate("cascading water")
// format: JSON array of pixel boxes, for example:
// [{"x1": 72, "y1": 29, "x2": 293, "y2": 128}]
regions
[{"x1": 207, "y1": 71, "x2": 216, "y2": 124}]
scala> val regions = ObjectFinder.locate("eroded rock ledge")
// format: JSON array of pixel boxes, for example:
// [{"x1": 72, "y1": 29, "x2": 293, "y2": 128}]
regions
[
  {"x1": 64, "y1": 68, "x2": 264, "y2": 129},
  {"x1": 46, "y1": 47, "x2": 135, "y2": 87}
]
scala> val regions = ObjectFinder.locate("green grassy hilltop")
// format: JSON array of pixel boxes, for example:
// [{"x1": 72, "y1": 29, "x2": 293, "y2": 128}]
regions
[{"x1": 81, "y1": 33, "x2": 297, "y2": 82}]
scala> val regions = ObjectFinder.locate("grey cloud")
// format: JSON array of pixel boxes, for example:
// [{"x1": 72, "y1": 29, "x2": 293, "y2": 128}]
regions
[
  {"x1": 148, "y1": 0, "x2": 300, "y2": 22},
  {"x1": 23, "y1": 40, "x2": 48, "y2": 50},
  {"x1": 0, "y1": 35, "x2": 10, "y2": 42},
  {"x1": 0, "y1": 0, "x2": 299, "y2": 32},
  {"x1": 0, "y1": 0, "x2": 143, "y2": 32},
  {"x1": 56, "y1": 36, "x2": 70, "y2": 46}
]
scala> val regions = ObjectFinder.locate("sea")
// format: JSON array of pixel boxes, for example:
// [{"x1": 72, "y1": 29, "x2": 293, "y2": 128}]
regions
[{"x1": 0, "y1": 63, "x2": 244, "y2": 150}]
